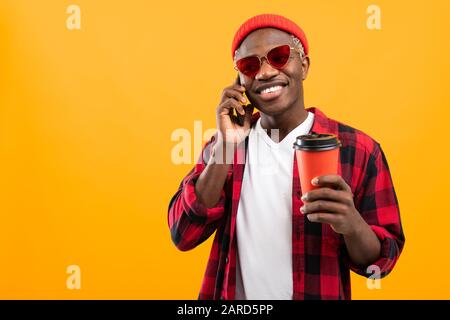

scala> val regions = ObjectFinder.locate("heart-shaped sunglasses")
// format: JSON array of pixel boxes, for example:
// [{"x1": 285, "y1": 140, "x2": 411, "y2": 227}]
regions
[{"x1": 234, "y1": 44, "x2": 302, "y2": 78}]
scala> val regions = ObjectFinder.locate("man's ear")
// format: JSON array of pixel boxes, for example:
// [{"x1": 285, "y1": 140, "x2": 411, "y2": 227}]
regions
[{"x1": 301, "y1": 56, "x2": 310, "y2": 80}]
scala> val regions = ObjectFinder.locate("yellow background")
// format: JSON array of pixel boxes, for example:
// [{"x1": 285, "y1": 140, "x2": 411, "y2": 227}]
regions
[{"x1": 1, "y1": 0, "x2": 449, "y2": 299}]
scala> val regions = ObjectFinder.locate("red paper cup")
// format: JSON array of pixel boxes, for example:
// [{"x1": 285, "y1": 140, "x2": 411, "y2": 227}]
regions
[{"x1": 293, "y1": 133, "x2": 341, "y2": 195}]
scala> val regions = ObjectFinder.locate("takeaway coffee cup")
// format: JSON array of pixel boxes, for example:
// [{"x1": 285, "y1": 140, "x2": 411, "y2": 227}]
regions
[{"x1": 293, "y1": 133, "x2": 341, "y2": 195}]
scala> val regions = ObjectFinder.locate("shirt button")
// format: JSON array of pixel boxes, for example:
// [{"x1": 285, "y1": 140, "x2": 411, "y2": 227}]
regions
[
  {"x1": 225, "y1": 257, "x2": 229, "y2": 264},
  {"x1": 220, "y1": 296, "x2": 225, "y2": 300}
]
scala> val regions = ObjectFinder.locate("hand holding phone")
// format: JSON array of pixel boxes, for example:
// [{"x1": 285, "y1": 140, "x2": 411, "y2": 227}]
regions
[{"x1": 215, "y1": 75, "x2": 254, "y2": 144}]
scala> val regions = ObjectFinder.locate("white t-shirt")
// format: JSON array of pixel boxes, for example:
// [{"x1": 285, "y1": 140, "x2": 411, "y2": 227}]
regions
[{"x1": 235, "y1": 111, "x2": 315, "y2": 300}]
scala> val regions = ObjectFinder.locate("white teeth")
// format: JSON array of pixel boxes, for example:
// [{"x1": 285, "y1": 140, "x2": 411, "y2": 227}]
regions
[{"x1": 261, "y1": 85, "x2": 282, "y2": 94}]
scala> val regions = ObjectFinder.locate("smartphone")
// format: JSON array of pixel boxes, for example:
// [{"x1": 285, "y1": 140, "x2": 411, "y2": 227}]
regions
[{"x1": 235, "y1": 74, "x2": 246, "y2": 126}]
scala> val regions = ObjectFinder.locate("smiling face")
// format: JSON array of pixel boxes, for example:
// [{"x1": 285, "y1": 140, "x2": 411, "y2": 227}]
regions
[{"x1": 235, "y1": 28, "x2": 310, "y2": 116}]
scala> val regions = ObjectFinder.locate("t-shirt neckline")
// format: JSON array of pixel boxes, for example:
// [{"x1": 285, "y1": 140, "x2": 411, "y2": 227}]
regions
[{"x1": 254, "y1": 111, "x2": 314, "y2": 149}]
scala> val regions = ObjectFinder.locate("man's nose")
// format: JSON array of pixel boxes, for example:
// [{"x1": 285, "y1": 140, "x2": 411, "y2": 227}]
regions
[{"x1": 255, "y1": 58, "x2": 279, "y2": 80}]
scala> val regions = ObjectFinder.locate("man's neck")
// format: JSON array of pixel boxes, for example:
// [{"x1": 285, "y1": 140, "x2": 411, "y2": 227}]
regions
[{"x1": 260, "y1": 105, "x2": 309, "y2": 142}]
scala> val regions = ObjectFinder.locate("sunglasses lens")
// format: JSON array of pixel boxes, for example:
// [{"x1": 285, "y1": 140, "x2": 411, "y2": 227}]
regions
[
  {"x1": 267, "y1": 45, "x2": 291, "y2": 68},
  {"x1": 236, "y1": 56, "x2": 260, "y2": 77}
]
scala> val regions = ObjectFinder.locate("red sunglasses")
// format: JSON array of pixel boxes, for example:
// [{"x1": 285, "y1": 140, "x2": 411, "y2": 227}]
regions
[{"x1": 234, "y1": 44, "x2": 300, "y2": 78}]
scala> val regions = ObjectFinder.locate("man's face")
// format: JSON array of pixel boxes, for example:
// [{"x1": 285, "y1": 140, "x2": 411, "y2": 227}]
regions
[{"x1": 235, "y1": 28, "x2": 310, "y2": 116}]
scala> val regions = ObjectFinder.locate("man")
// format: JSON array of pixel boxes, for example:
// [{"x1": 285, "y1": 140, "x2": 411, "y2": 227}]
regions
[{"x1": 168, "y1": 13, "x2": 404, "y2": 300}]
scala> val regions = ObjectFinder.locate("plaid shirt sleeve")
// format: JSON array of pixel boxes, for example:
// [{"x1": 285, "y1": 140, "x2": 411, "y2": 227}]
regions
[
  {"x1": 342, "y1": 142, "x2": 405, "y2": 278},
  {"x1": 168, "y1": 133, "x2": 231, "y2": 251}
]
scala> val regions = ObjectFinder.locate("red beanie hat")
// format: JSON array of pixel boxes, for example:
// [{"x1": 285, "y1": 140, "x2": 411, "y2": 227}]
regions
[{"x1": 231, "y1": 13, "x2": 309, "y2": 60}]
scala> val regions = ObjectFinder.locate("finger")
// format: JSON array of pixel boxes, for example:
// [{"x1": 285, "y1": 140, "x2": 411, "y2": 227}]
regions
[
  {"x1": 302, "y1": 187, "x2": 353, "y2": 205},
  {"x1": 306, "y1": 212, "x2": 338, "y2": 224},
  {"x1": 300, "y1": 200, "x2": 347, "y2": 215},
  {"x1": 227, "y1": 98, "x2": 245, "y2": 116},
  {"x1": 232, "y1": 84, "x2": 246, "y2": 92},
  {"x1": 225, "y1": 89, "x2": 247, "y2": 104},
  {"x1": 218, "y1": 98, "x2": 244, "y2": 117},
  {"x1": 312, "y1": 174, "x2": 352, "y2": 192},
  {"x1": 238, "y1": 103, "x2": 254, "y2": 127},
  {"x1": 220, "y1": 96, "x2": 244, "y2": 113},
  {"x1": 241, "y1": 91, "x2": 251, "y2": 106}
]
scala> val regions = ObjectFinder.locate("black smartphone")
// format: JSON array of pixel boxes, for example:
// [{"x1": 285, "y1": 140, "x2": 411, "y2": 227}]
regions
[{"x1": 235, "y1": 74, "x2": 245, "y2": 126}]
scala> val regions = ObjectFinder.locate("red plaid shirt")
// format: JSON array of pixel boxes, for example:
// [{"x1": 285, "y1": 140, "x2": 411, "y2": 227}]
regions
[{"x1": 168, "y1": 107, "x2": 405, "y2": 300}]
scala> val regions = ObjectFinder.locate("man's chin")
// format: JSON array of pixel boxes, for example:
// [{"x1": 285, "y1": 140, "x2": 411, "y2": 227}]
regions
[{"x1": 257, "y1": 102, "x2": 289, "y2": 116}]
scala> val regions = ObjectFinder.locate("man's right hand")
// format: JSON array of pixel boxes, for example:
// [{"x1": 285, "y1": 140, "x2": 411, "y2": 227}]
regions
[{"x1": 216, "y1": 76, "x2": 254, "y2": 145}]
